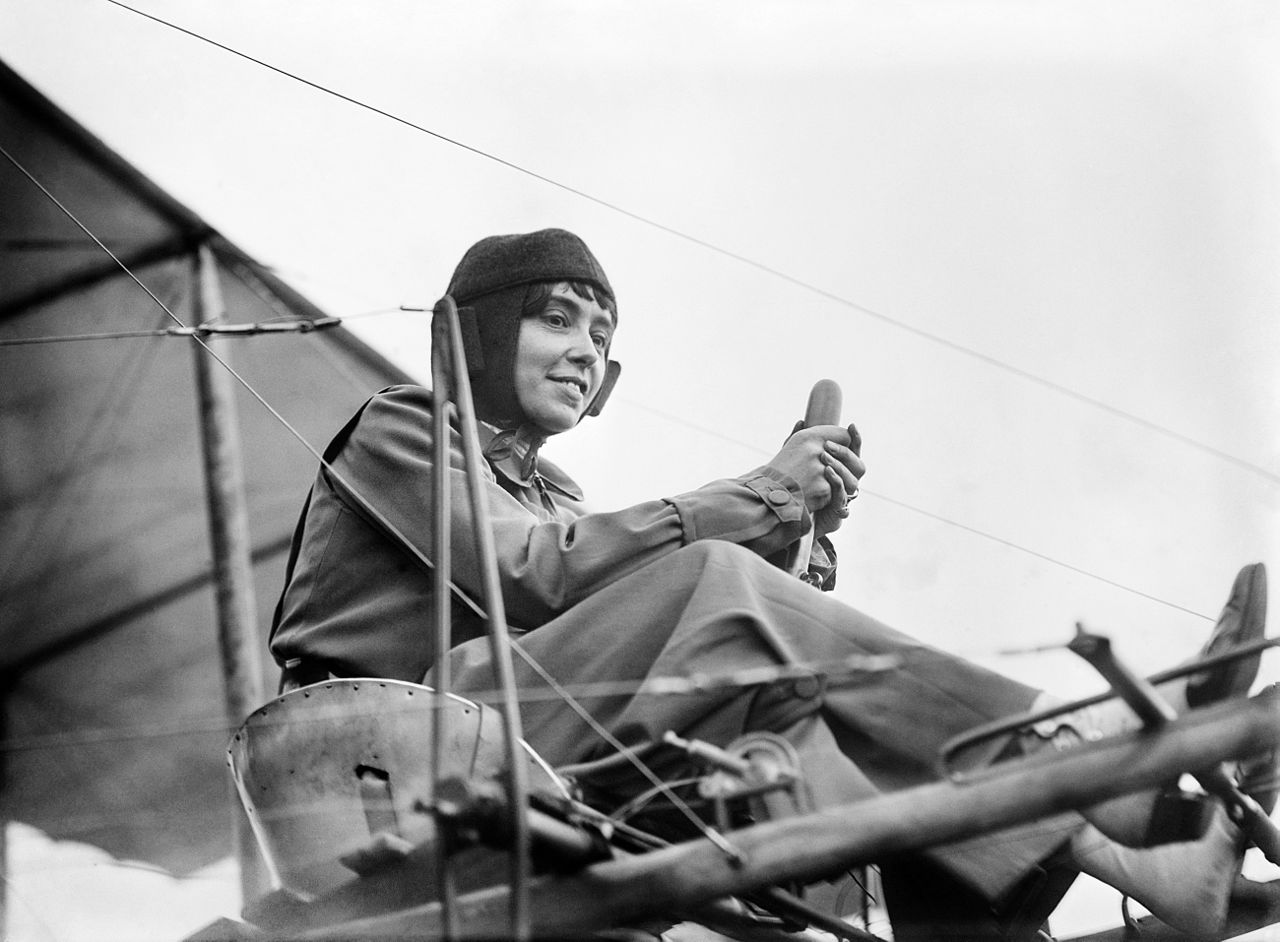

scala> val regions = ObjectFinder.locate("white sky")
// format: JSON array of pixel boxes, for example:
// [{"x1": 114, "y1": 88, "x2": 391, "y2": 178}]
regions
[{"x1": 2, "y1": 0, "x2": 1279, "y2": 938}]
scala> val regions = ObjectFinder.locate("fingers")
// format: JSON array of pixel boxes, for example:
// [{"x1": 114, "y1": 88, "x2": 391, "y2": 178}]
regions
[
  {"x1": 821, "y1": 462, "x2": 848, "y2": 504},
  {"x1": 813, "y1": 464, "x2": 852, "y2": 539},
  {"x1": 820, "y1": 455, "x2": 859, "y2": 509},
  {"x1": 821, "y1": 440, "x2": 866, "y2": 489}
]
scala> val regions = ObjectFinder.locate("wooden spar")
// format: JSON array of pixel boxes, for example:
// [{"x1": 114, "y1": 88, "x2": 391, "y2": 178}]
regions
[
  {"x1": 437, "y1": 296, "x2": 533, "y2": 940},
  {"x1": 191, "y1": 243, "x2": 268, "y2": 903},
  {"x1": 288, "y1": 689, "x2": 1280, "y2": 940},
  {"x1": 430, "y1": 306, "x2": 459, "y2": 937}
]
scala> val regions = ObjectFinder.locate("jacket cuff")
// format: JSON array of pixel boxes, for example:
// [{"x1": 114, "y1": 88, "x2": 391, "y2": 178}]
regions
[
  {"x1": 664, "y1": 466, "x2": 809, "y2": 550},
  {"x1": 740, "y1": 466, "x2": 807, "y2": 526}
]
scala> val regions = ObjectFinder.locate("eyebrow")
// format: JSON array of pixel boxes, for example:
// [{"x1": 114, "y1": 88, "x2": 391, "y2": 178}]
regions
[
  {"x1": 589, "y1": 310, "x2": 616, "y2": 335},
  {"x1": 549, "y1": 291, "x2": 615, "y2": 333}
]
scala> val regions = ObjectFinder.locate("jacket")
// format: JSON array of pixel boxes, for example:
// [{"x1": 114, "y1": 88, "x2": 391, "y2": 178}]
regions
[{"x1": 269, "y1": 384, "x2": 834, "y2": 682}]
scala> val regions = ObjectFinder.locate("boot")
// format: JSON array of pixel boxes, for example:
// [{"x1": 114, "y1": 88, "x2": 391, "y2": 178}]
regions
[
  {"x1": 1025, "y1": 563, "x2": 1269, "y2": 848},
  {"x1": 1186, "y1": 562, "x2": 1268, "y2": 707}
]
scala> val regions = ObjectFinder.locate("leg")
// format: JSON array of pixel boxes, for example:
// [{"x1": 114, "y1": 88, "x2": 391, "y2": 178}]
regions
[
  {"x1": 437, "y1": 541, "x2": 1060, "y2": 897},
  {"x1": 443, "y1": 541, "x2": 1041, "y2": 778},
  {"x1": 436, "y1": 547, "x2": 1269, "y2": 931}
]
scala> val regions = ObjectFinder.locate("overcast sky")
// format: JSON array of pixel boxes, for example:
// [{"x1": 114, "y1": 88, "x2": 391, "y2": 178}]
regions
[{"x1": 3, "y1": 1, "x2": 1279, "y2": 938}]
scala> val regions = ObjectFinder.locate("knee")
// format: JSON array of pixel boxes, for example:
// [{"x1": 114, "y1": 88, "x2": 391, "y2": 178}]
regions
[
  {"x1": 666, "y1": 542, "x2": 804, "y2": 608},
  {"x1": 675, "y1": 540, "x2": 768, "y2": 571}
]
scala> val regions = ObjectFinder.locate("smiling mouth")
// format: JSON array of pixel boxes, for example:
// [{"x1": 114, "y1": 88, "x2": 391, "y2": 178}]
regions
[{"x1": 551, "y1": 377, "x2": 588, "y2": 396}]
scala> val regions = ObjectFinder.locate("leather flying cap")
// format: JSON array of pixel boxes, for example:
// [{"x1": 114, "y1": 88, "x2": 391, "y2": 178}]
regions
[
  {"x1": 442, "y1": 228, "x2": 619, "y2": 431},
  {"x1": 447, "y1": 228, "x2": 614, "y2": 305}
]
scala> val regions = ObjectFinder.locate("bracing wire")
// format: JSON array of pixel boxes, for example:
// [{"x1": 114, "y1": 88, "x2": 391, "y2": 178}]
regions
[
  {"x1": 0, "y1": 303, "x2": 405, "y2": 346},
  {"x1": 510, "y1": 644, "x2": 747, "y2": 859},
  {"x1": 0, "y1": 654, "x2": 895, "y2": 755},
  {"x1": 99, "y1": 0, "x2": 1280, "y2": 488},
  {"x1": 867, "y1": 491, "x2": 1214, "y2": 621},
  {"x1": 0, "y1": 318, "x2": 340, "y2": 346},
  {"x1": 624, "y1": 400, "x2": 1217, "y2": 622},
  {"x1": 216, "y1": 262, "x2": 390, "y2": 394}
]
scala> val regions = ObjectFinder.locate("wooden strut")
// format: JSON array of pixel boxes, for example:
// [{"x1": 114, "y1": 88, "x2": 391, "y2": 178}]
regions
[
  {"x1": 191, "y1": 243, "x2": 269, "y2": 904},
  {"x1": 284, "y1": 689, "x2": 1280, "y2": 941},
  {"x1": 430, "y1": 305, "x2": 459, "y2": 938},
  {"x1": 430, "y1": 296, "x2": 533, "y2": 941}
]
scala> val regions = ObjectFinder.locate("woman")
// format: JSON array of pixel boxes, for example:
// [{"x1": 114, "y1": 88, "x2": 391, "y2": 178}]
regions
[{"x1": 270, "y1": 228, "x2": 1270, "y2": 937}]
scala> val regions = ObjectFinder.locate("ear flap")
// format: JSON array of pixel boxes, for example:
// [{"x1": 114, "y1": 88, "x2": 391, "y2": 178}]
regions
[
  {"x1": 455, "y1": 304, "x2": 485, "y2": 374},
  {"x1": 585, "y1": 360, "x2": 622, "y2": 417}
]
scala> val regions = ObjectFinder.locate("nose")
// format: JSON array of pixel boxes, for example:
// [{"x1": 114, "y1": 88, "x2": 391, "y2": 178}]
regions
[{"x1": 566, "y1": 326, "x2": 600, "y2": 365}]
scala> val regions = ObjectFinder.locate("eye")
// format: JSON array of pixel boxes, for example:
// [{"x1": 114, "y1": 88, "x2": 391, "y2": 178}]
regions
[
  {"x1": 542, "y1": 310, "x2": 570, "y2": 328},
  {"x1": 591, "y1": 332, "x2": 609, "y2": 350}
]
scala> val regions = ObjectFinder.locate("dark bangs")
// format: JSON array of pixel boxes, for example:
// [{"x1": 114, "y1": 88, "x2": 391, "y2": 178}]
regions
[{"x1": 522, "y1": 281, "x2": 617, "y2": 321}]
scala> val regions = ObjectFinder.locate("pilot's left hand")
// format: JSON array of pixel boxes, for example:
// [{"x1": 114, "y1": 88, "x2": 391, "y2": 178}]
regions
[{"x1": 810, "y1": 422, "x2": 864, "y2": 540}]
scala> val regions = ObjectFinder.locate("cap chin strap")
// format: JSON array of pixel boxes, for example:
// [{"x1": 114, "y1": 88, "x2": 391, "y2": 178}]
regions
[
  {"x1": 585, "y1": 360, "x2": 622, "y2": 418},
  {"x1": 455, "y1": 303, "x2": 486, "y2": 373}
]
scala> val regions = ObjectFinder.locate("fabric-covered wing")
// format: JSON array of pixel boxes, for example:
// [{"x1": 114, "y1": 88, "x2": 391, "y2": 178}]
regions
[{"x1": 0, "y1": 58, "x2": 415, "y2": 874}]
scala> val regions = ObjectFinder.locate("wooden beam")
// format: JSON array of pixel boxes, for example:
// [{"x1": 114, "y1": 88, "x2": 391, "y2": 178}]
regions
[
  {"x1": 190, "y1": 243, "x2": 268, "y2": 905},
  {"x1": 285, "y1": 689, "x2": 1280, "y2": 940}
]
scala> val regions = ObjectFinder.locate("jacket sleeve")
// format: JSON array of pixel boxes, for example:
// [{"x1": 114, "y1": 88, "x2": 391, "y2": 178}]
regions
[{"x1": 330, "y1": 387, "x2": 815, "y2": 627}]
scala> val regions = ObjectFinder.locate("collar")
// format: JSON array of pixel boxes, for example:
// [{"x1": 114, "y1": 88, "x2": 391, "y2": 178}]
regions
[{"x1": 478, "y1": 421, "x2": 584, "y2": 501}]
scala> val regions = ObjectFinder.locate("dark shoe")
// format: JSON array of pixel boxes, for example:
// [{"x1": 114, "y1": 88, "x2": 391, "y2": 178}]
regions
[{"x1": 1186, "y1": 563, "x2": 1268, "y2": 708}]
